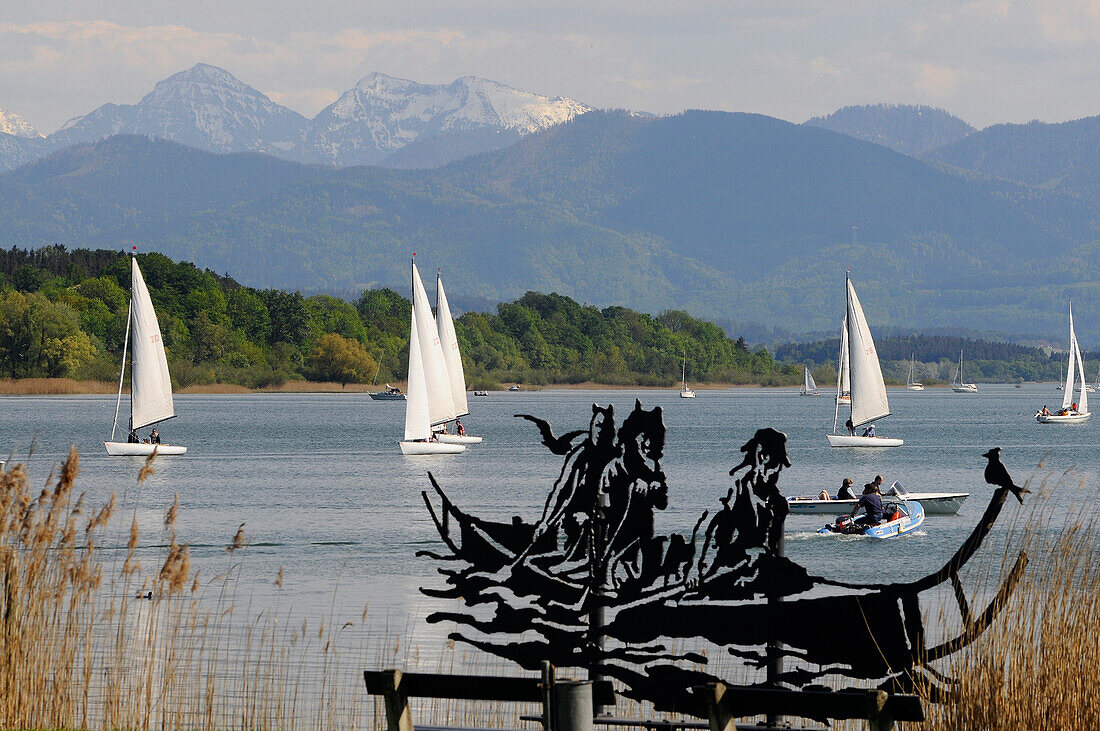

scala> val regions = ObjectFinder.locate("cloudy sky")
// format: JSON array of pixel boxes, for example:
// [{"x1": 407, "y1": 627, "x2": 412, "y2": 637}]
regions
[{"x1": 2, "y1": 0, "x2": 1099, "y2": 134}]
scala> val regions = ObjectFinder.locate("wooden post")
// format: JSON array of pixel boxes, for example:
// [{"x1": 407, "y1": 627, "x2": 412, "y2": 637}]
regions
[
  {"x1": 379, "y1": 669, "x2": 413, "y2": 731},
  {"x1": 541, "y1": 660, "x2": 556, "y2": 731},
  {"x1": 698, "y1": 682, "x2": 737, "y2": 731}
]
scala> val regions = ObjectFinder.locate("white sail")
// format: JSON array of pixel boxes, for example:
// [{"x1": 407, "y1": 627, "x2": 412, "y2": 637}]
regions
[
  {"x1": 129, "y1": 257, "x2": 175, "y2": 430},
  {"x1": 411, "y1": 261, "x2": 457, "y2": 426},
  {"x1": 846, "y1": 276, "x2": 890, "y2": 427},
  {"x1": 804, "y1": 367, "x2": 817, "y2": 392},
  {"x1": 1062, "y1": 306, "x2": 1076, "y2": 410},
  {"x1": 1070, "y1": 305, "x2": 1088, "y2": 414},
  {"x1": 839, "y1": 317, "x2": 850, "y2": 394},
  {"x1": 435, "y1": 272, "x2": 469, "y2": 418},
  {"x1": 403, "y1": 312, "x2": 431, "y2": 441}
]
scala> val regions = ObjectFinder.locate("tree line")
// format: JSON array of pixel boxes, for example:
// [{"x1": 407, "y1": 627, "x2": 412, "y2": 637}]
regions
[{"x1": 0, "y1": 246, "x2": 797, "y2": 389}]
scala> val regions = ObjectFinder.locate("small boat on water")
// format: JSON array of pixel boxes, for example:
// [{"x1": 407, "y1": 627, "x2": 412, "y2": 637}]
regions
[
  {"x1": 473, "y1": 390, "x2": 489, "y2": 397},
  {"x1": 799, "y1": 366, "x2": 819, "y2": 396},
  {"x1": 906, "y1": 355, "x2": 924, "y2": 391},
  {"x1": 399, "y1": 257, "x2": 464, "y2": 456},
  {"x1": 952, "y1": 350, "x2": 978, "y2": 393},
  {"x1": 789, "y1": 481, "x2": 967, "y2": 515},
  {"x1": 105, "y1": 250, "x2": 186, "y2": 456},
  {"x1": 508, "y1": 385, "x2": 521, "y2": 391},
  {"x1": 369, "y1": 384, "x2": 406, "y2": 401},
  {"x1": 680, "y1": 351, "x2": 695, "y2": 398},
  {"x1": 1037, "y1": 302, "x2": 1090, "y2": 424},
  {"x1": 818, "y1": 500, "x2": 924, "y2": 539},
  {"x1": 826, "y1": 272, "x2": 902, "y2": 447},
  {"x1": 434, "y1": 270, "x2": 482, "y2": 444}
]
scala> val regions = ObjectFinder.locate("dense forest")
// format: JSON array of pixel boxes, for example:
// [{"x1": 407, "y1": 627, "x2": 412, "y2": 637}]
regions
[{"x1": 0, "y1": 246, "x2": 796, "y2": 389}]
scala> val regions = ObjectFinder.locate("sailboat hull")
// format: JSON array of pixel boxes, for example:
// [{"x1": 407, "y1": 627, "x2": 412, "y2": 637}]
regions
[
  {"x1": 1036, "y1": 412, "x2": 1091, "y2": 424},
  {"x1": 437, "y1": 434, "x2": 483, "y2": 444},
  {"x1": 952, "y1": 384, "x2": 978, "y2": 393},
  {"x1": 104, "y1": 442, "x2": 187, "y2": 456},
  {"x1": 906, "y1": 385, "x2": 925, "y2": 391},
  {"x1": 679, "y1": 390, "x2": 696, "y2": 398},
  {"x1": 826, "y1": 434, "x2": 904, "y2": 448},
  {"x1": 400, "y1": 440, "x2": 466, "y2": 455}
]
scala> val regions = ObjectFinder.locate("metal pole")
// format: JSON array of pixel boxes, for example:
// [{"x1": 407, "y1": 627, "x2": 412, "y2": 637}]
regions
[
  {"x1": 765, "y1": 529, "x2": 785, "y2": 729},
  {"x1": 553, "y1": 681, "x2": 594, "y2": 731}
]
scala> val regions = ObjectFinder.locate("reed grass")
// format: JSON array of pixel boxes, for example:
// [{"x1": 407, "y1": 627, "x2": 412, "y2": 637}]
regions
[{"x1": 0, "y1": 378, "x2": 117, "y2": 394}]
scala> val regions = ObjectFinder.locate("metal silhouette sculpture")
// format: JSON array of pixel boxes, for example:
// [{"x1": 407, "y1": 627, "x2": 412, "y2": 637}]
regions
[{"x1": 419, "y1": 401, "x2": 1028, "y2": 712}]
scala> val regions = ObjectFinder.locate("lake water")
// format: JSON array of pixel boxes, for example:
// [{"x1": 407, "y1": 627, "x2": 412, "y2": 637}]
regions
[{"x1": 1, "y1": 384, "x2": 1095, "y2": 719}]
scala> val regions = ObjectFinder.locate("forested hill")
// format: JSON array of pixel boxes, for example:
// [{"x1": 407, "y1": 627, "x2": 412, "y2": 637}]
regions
[
  {"x1": 5, "y1": 111, "x2": 1100, "y2": 341},
  {"x1": 0, "y1": 246, "x2": 795, "y2": 388}
]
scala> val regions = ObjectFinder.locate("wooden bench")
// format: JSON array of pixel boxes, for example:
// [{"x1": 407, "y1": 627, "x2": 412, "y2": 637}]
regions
[
  {"x1": 365, "y1": 666, "x2": 616, "y2": 731},
  {"x1": 692, "y1": 683, "x2": 924, "y2": 731}
]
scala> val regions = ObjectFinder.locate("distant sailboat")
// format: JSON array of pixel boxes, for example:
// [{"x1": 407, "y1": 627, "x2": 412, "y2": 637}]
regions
[
  {"x1": 906, "y1": 355, "x2": 924, "y2": 391},
  {"x1": 827, "y1": 272, "x2": 903, "y2": 447},
  {"x1": 952, "y1": 350, "x2": 978, "y2": 393},
  {"x1": 800, "y1": 366, "x2": 819, "y2": 396},
  {"x1": 1036, "y1": 303, "x2": 1090, "y2": 424},
  {"x1": 435, "y1": 270, "x2": 482, "y2": 444},
  {"x1": 680, "y1": 351, "x2": 696, "y2": 398},
  {"x1": 105, "y1": 251, "x2": 186, "y2": 456},
  {"x1": 400, "y1": 258, "x2": 464, "y2": 455},
  {"x1": 835, "y1": 317, "x2": 851, "y2": 404}
]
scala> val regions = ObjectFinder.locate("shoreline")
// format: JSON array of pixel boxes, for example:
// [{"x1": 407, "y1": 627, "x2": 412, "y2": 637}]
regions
[{"x1": 0, "y1": 377, "x2": 1045, "y2": 396}]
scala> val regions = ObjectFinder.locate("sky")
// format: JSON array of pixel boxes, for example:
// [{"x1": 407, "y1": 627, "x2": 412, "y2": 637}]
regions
[{"x1": 2, "y1": 0, "x2": 1099, "y2": 134}]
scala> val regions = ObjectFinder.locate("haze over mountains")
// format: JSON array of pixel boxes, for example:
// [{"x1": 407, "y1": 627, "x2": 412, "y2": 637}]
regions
[
  {"x1": 2, "y1": 66, "x2": 1100, "y2": 341},
  {"x1": 0, "y1": 64, "x2": 592, "y2": 171}
]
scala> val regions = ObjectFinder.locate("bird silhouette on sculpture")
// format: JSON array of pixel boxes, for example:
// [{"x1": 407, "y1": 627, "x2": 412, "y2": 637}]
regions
[{"x1": 982, "y1": 447, "x2": 1029, "y2": 504}]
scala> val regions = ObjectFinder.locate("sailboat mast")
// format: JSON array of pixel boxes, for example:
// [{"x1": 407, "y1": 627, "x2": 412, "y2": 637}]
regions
[
  {"x1": 832, "y1": 272, "x2": 850, "y2": 434},
  {"x1": 110, "y1": 295, "x2": 133, "y2": 441}
]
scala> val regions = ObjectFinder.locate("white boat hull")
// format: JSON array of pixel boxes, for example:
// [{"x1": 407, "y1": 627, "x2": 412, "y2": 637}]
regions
[
  {"x1": 437, "y1": 434, "x2": 483, "y2": 444},
  {"x1": 1036, "y1": 412, "x2": 1091, "y2": 424},
  {"x1": 369, "y1": 392, "x2": 406, "y2": 400},
  {"x1": 826, "y1": 434, "x2": 904, "y2": 448},
  {"x1": 399, "y1": 440, "x2": 466, "y2": 455},
  {"x1": 789, "y1": 492, "x2": 968, "y2": 515},
  {"x1": 104, "y1": 442, "x2": 187, "y2": 456},
  {"x1": 952, "y1": 385, "x2": 978, "y2": 393},
  {"x1": 680, "y1": 390, "x2": 696, "y2": 398},
  {"x1": 907, "y1": 385, "x2": 924, "y2": 391}
]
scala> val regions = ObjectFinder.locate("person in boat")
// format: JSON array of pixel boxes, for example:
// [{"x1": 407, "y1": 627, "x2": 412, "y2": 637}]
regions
[
  {"x1": 128, "y1": 429, "x2": 139, "y2": 443},
  {"x1": 837, "y1": 478, "x2": 857, "y2": 500},
  {"x1": 816, "y1": 490, "x2": 831, "y2": 500},
  {"x1": 1041, "y1": 405, "x2": 1051, "y2": 416},
  {"x1": 851, "y1": 481, "x2": 884, "y2": 527},
  {"x1": 456, "y1": 419, "x2": 466, "y2": 436},
  {"x1": 150, "y1": 428, "x2": 161, "y2": 444},
  {"x1": 1072, "y1": 402, "x2": 1078, "y2": 413},
  {"x1": 862, "y1": 424, "x2": 876, "y2": 438},
  {"x1": 845, "y1": 418, "x2": 855, "y2": 436}
]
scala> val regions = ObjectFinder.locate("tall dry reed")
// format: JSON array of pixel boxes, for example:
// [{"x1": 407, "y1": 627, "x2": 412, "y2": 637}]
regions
[{"x1": 0, "y1": 449, "x2": 368, "y2": 730}]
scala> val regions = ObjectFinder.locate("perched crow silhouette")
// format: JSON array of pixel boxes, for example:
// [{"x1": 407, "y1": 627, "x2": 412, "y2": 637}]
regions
[{"x1": 982, "y1": 447, "x2": 1029, "y2": 504}]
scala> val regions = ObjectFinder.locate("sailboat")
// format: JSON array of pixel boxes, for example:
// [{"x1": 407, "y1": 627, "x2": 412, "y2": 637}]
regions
[
  {"x1": 104, "y1": 251, "x2": 186, "y2": 456},
  {"x1": 400, "y1": 258, "x2": 465, "y2": 455},
  {"x1": 906, "y1": 355, "x2": 924, "y2": 391},
  {"x1": 1036, "y1": 303, "x2": 1090, "y2": 424},
  {"x1": 827, "y1": 273, "x2": 903, "y2": 447},
  {"x1": 799, "y1": 366, "x2": 819, "y2": 396},
  {"x1": 951, "y1": 350, "x2": 978, "y2": 393},
  {"x1": 835, "y1": 317, "x2": 851, "y2": 404},
  {"x1": 368, "y1": 355, "x2": 406, "y2": 400},
  {"x1": 434, "y1": 270, "x2": 482, "y2": 444},
  {"x1": 1087, "y1": 363, "x2": 1098, "y2": 393},
  {"x1": 679, "y1": 351, "x2": 695, "y2": 398}
]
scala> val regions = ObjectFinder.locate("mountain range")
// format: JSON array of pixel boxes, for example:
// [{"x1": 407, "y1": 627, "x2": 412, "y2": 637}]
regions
[
  {"x1": 0, "y1": 64, "x2": 592, "y2": 171},
  {"x1": 4, "y1": 106, "x2": 1100, "y2": 341}
]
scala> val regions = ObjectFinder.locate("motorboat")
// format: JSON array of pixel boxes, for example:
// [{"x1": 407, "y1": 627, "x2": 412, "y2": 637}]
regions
[
  {"x1": 951, "y1": 350, "x2": 978, "y2": 393},
  {"x1": 799, "y1": 366, "x2": 819, "y2": 396},
  {"x1": 435, "y1": 270, "x2": 482, "y2": 444},
  {"x1": 826, "y1": 272, "x2": 903, "y2": 447},
  {"x1": 1037, "y1": 302, "x2": 1091, "y2": 424},
  {"x1": 817, "y1": 500, "x2": 924, "y2": 539},
  {"x1": 104, "y1": 250, "x2": 187, "y2": 456},
  {"x1": 789, "y1": 481, "x2": 967, "y2": 515},
  {"x1": 399, "y1": 257, "x2": 465, "y2": 456}
]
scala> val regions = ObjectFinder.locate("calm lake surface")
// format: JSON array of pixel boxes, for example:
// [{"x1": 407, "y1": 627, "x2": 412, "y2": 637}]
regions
[{"x1": 2, "y1": 384, "x2": 1096, "y2": 665}]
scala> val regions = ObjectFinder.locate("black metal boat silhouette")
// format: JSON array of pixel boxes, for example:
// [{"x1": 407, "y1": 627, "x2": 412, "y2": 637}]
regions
[{"x1": 419, "y1": 401, "x2": 1027, "y2": 711}]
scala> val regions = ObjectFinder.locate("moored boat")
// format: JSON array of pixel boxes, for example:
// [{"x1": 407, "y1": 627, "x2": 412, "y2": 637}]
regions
[
  {"x1": 951, "y1": 349, "x2": 978, "y2": 393},
  {"x1": 679, "y1": 351, "x2": 696, "y2": 398}
]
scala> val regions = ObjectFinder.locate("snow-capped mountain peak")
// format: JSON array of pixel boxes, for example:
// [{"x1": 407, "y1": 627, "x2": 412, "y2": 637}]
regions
[{"x1": 0, "y1": 107, "x2": 43, "y2": 138}]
